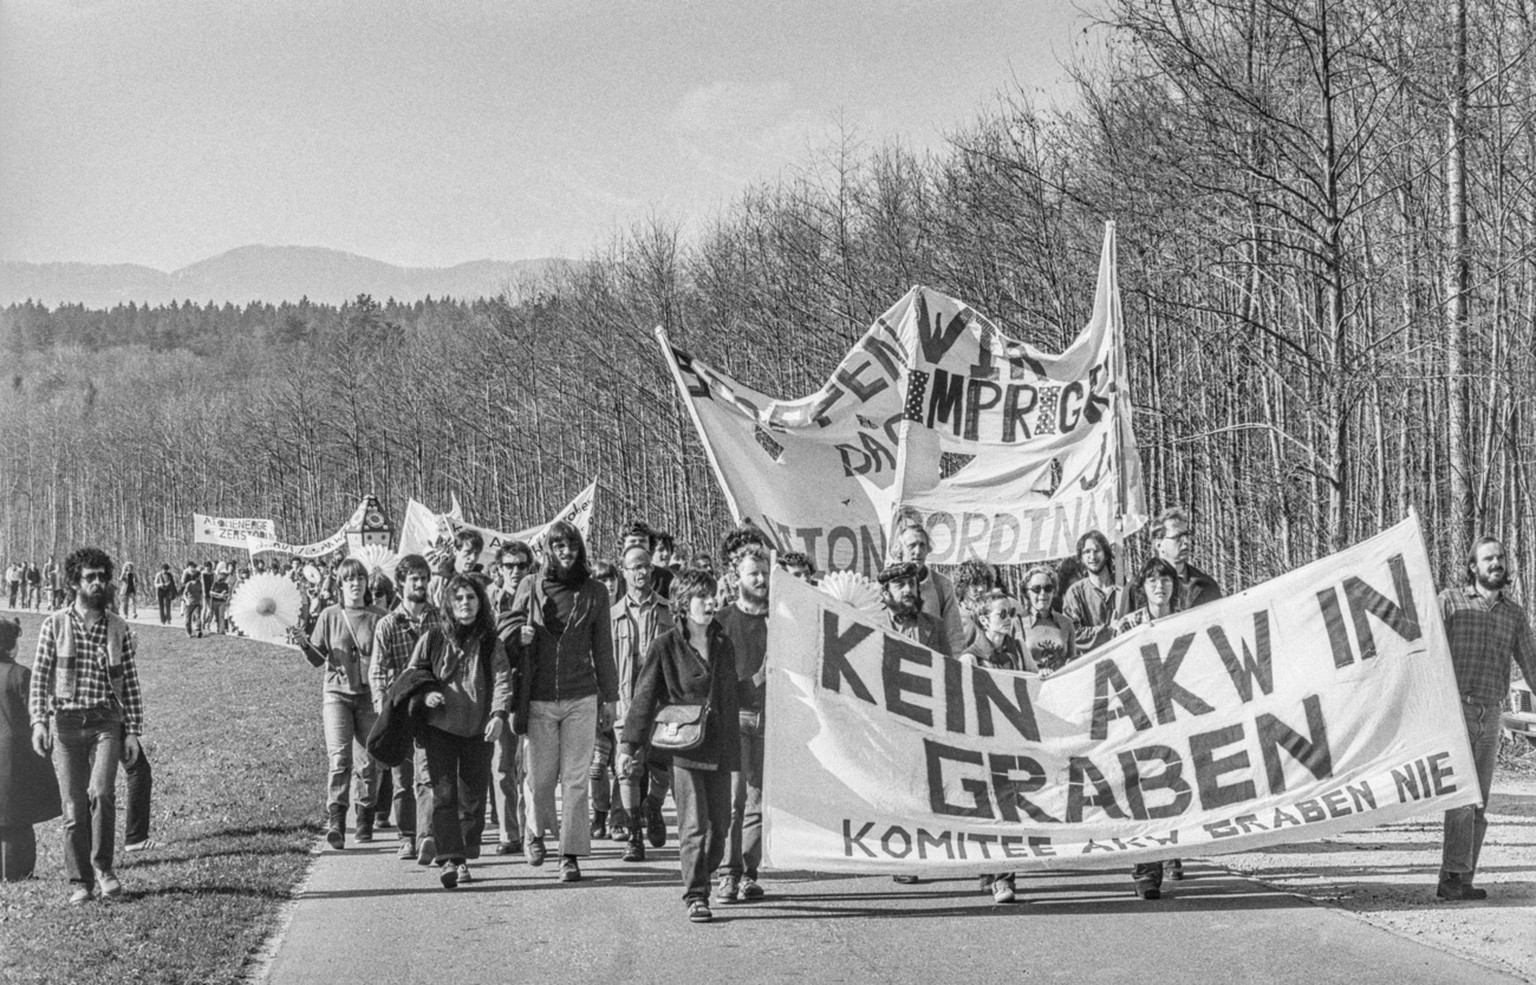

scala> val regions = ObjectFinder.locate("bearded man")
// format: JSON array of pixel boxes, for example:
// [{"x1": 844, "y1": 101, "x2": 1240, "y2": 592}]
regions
[{"x1": 1436, "y1": 537, "x2": 1536, "y2": 901}]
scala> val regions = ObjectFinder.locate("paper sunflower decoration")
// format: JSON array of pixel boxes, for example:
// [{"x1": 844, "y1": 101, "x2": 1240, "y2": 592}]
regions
[
  {"x1": 349, "y1": 544, "x2": 399, "y2": 580},
  {"x1": 229, "y1": 572, "x2": 303, "y2": 642},
  {"x1": 818, "y1": 570, "x2": 883, "y2": 616}
]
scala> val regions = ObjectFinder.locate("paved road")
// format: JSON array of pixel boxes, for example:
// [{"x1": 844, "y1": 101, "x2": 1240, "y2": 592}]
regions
[{"x1": 259, "y1": 827, "x2": 1522, "y2": 985}]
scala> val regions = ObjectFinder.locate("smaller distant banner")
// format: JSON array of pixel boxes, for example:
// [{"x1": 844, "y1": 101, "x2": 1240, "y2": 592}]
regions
[
  {"x1": 194, "y1": 514, "x2": 276, "y2": 548},
  {"x1": 246, "y1": 500, "x2": 369, "y2": 558},
  {"x1": 398, "y1": 479, "x2": 598, "y2": 569}
]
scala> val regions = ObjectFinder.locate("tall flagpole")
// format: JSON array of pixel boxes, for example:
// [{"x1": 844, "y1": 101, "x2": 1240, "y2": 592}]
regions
[
  {"x1": 1104, "y1": 221, "x2": 1134, "y2": 614},
  {"x1": 654, "y1": 325, "x2": 745, "y2": 523}
]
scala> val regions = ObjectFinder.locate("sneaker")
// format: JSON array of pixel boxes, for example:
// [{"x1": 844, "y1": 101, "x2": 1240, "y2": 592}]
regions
[
  {"x1": 416, "y1": 835, "x2": 436, "y2": 867},
  {"x1": 560, "y1": 855, "x2": 581, "y2": 882},
  {"x1": 1168, "y1": 858, "x2": 1184, "y2": 881},
  {"x1": 456, "y1": 862, "x2": 472, "y2": 884},
  {"x1": 687, "y1": 899, "x2": 713, "y2": 923},
  {"x1": 95, "y1": 869, "x2": 123, "y2": 898},
  {"x1": 991, "y1": 877, "x2": 1016, "y2": 904},
  {"x1": 396, "y1": 838, "x2": 416, "y2": 860},
  {"x1": 646, "y1": 797, "x2": 667, "y2": 848},
  {"x1": 439, "y1": 862, "x2": 459, "y2": 889},
  {"x1": 68, "y1": 887, "x2": 93, "y2": 906},
  {"x1": 609, "y1": 823, "x2": 629, "y2": 842},
  {"x1": 740, "y1": 876, "x2": 764, "y2": 901},
  {"x1": 494, "y1": 841, "x2": 519, "y2": 856},
  {"x1": 714, "y1": 874, "x2": 740, "y2": 904},
  {"x1": 124, "y1": 839, "x2": 160, "y2": 853},
  {"x1": 527, "y1": 835, "x2": 547, "y2": 867}
]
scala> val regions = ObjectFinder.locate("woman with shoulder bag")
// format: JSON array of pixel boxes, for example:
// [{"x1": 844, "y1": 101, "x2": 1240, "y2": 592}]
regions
[{"x1": 618, "y1": 568, "x2": 742, "y2": 924}]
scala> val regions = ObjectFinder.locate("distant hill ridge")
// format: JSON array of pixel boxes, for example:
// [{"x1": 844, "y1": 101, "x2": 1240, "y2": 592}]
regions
[{"x1": 0, "y1": 245, "x2": 571, "y2": 308}]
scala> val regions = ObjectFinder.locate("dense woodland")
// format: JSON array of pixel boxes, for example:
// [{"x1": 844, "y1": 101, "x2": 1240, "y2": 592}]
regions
[{"x1": 1, "y1": 0, "x2": 1531, "y2": 592}]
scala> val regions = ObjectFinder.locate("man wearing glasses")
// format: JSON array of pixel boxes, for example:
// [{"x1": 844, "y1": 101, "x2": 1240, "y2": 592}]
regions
[
  {"x1": 29, "y1": 548, "x2": 146, "y2": 905},
  {"x1": 1135, "y1": 507, "x2": 1223, "y2": 613},
  {"x1": 611, "y1": 545, "x2": 675, "y2": 860},
  {"x1": 488, "y1": 541, "x2": 534, "y2": 856}
]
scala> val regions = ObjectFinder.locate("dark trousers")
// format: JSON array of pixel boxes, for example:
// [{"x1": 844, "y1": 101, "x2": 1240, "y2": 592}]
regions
[
  {"x1": 384, "y1": 759, "x2": 416, "y2": 838},
  {"x1": 422, "y1": 726, "x2": 493, "y2": 865},
  {"x1": 157, "y1": 592, "x2": 173, "y2": 624},
  {"x1": 1442, "y1": 699, "x2": 1502, "y2": 879},
  {"x1": 51, "y1": 709, "x2": 122, "y2": 888},
  {"x1": 673, "y1": 764, "x2": 731, "y2": 902},
  {"x1": 124, "y1": 746, "x2": 152, "y2": 845}
]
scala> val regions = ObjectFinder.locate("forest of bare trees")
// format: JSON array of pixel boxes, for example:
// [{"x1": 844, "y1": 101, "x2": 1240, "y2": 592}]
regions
[{"x1": 2, "y1": 0, "x2": 1533, "y2": 593}]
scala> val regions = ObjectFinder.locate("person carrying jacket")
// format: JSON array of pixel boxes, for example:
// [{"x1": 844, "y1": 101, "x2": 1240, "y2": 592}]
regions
[{"x1": 407, "y1": 572, "x2": 513, "y2": 889}]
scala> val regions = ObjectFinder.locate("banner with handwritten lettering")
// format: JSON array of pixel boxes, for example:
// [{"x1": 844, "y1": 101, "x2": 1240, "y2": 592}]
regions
[
  {"x1": 659, "y1": 224, "x2": 1146, "y2": 574},
  {"x1": 761, "y1": 515, "x2": 1477, "y2": 873}
]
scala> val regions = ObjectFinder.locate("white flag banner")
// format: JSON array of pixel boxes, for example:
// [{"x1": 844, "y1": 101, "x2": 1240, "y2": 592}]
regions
[
  {"x1": 193, "y1": 514, "x2": 275, "y2": 548},
  {"x1": 660, "y1": 224, "x2": 1146, "y2": 574},
  {"x1": 397, "y1": 479, "x2": 598, "y2": 569},
  {"x1": 246, "y1": 500, "x2": 369, "y2": 558},
  {"x1": 762, "y1": 515, "x2": 1478, "y2": 874}
]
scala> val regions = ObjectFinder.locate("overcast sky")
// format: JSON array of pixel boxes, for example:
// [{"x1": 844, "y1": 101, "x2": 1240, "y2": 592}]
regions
[{"x1": 0, "y1": 0, "x2": 1093, "y2": 271}]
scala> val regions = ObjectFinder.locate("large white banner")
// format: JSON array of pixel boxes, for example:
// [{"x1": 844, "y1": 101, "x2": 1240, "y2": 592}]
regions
[
  {"x1": 762, "y1": 516, "x2": 1478, "y2": 874},
  {"x1": 660, "y1": 225, "x2": 1146, "y2": 574},
  {"x1": 245, "y1": 499, "x2": 369, "y2": 558},
  {"x1": 397, "y1": 479, "x2": 598, "y2": 569},
  {"x1": 193, "y1": 514, "x2": 275, "y2": 548}
]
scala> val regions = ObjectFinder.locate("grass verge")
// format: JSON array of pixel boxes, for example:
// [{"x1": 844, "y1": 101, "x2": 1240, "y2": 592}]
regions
[{"x1": 0, "y1": 614, "x2": 324, "y2": 985}]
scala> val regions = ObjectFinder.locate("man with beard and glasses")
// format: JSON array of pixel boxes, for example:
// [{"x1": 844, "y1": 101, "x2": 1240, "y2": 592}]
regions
[
  {"x1": 715, "y1": 543, "x2": 770, "y2": 904},
  {"x1": 487, "y1": 541, "x2": 534, "y2": 857},
  {"x1": 370, "y1": 554, "x2": 436, "y2": 862},
  {"x1": 29, "y1": 547, "x2": 146, "y2": 904},
  {"x1": 1436, "y1": 537, "x2": 1536, "y2": 901},
  {"x1": 1062, "y1": 530, "x2": 1121, "y2": 654},
  {"x1": 892, "y1": 521, "x2": 966, "y2": 656}
]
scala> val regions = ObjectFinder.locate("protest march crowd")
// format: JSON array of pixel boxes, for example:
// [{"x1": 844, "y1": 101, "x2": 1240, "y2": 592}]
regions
[{"x1": 1, "y1": 502, "x2": 1531, "y2": 925}]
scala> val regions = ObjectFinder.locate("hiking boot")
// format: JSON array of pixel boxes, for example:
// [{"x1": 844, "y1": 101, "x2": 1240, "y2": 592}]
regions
[
  {"x1": 608, "y1": 807, "x2": 630, "y2": 841},
  {"x1": 1436, "y1": 873, "x2": 1488, "y2": 901},
  {"x1": 645, "y1": 796, "x2": 667, "y2": 848},
  {"x1": 527, "y1": 835, "x2": 547, "y2": 867},
  {"x1": 326, "y1": 806, "x2": 346, "y2": 850},
  {"x1": 590, "y1": 810, "x2": 608, "y2": 840},
  {"x1": 1135, "y1": 884, "x2": 1162, "y2": 900},
  {"x1": 623, "y1": 831, "x2": 646, "y2": 863},
  {"x1": 740, "y1": 876, "x2": 764, "y2": 900},
  {"x1": 354, "y1": 806, "x2": 374, "y2": 844},
  {"x1": 439, "y1": 862, "x2": 458, "y2": 889},
  {"x1": 494, "y1": 841, "x2": 520, "y2": 856},
  {"x1": 560, "y1": 855, "x2": 581, "y2": 882},
  {"x1": 892, "y1": 875, "x2": 920, "y2": 885},
  {"x1": 714, "y1": 873, "x2": 740, "y2": 904}
]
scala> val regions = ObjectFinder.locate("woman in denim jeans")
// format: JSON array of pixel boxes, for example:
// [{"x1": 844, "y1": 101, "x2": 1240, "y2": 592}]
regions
[{"x1": 296, "y1": 558, "x2": 387, "y2": 850}]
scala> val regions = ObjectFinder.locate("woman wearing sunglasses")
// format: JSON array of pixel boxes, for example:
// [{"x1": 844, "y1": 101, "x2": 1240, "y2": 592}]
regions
[{"x1": 1018, "y1": 565, "x2": 1078, "y2": 675}]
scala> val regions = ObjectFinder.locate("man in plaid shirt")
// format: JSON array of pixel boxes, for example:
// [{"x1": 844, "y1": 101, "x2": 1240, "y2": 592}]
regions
[
  {"x1": 370, "y1": 553, "x2": 436, "y2": 862},
  {"x1": 28, "y1": 547, "x2": 145, "y2": 905},
  {"x1": 1437, "y1": 536, "x2": 1536, "y2": 901}
]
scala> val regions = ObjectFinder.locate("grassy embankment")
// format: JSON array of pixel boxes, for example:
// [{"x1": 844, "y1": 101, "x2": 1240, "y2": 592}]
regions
[{"x1": 0, "y1": 614, "x2": 324, "y2": 985}]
